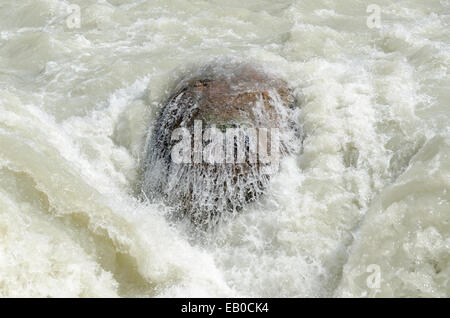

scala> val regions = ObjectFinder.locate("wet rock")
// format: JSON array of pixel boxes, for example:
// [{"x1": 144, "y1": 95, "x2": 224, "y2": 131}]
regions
[{"x1": 140, "y1": 63, "x2": 299, "y2": 227}]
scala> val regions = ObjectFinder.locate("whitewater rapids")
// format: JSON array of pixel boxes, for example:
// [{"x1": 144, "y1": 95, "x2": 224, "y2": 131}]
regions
[{"x1": 0, "y1": 0, "x2": 449, "y2": 297}]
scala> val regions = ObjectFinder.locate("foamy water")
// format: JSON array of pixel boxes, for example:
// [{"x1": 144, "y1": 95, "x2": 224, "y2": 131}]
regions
[{"x1": 0, "y1": 0, "x2": 449, "y2": 297}]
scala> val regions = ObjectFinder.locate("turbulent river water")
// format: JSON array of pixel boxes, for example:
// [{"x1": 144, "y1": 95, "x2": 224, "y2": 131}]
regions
[{"x1": 0, "y1": 0, "x2": 449, "y2": 297}]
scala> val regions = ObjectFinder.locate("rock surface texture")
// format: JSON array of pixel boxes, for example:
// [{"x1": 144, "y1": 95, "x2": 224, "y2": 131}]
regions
[{"x1": 141, "y1": 64, "x2": 300, "y2": 227}]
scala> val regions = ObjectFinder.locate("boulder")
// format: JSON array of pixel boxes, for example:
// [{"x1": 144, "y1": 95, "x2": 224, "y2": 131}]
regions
[{"x1": 140, "y1": 63, "x2": 299, "y2": 228}]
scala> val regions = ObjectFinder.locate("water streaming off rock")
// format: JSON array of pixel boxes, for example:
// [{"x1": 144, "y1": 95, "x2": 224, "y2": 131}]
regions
[{"x1": 0, "y1": 0, "x2": 449, "y2": 297}]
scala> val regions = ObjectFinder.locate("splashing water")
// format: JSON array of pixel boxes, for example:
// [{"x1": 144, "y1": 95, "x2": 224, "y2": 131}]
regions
[{"x1": 0, "y1": 0, "x2": 449, "y2": 297}]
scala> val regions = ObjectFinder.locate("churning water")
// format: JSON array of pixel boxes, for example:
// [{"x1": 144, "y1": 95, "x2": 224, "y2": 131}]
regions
[{"x1": 0, "y1": 0, "x2": 449, "y2": 297}]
